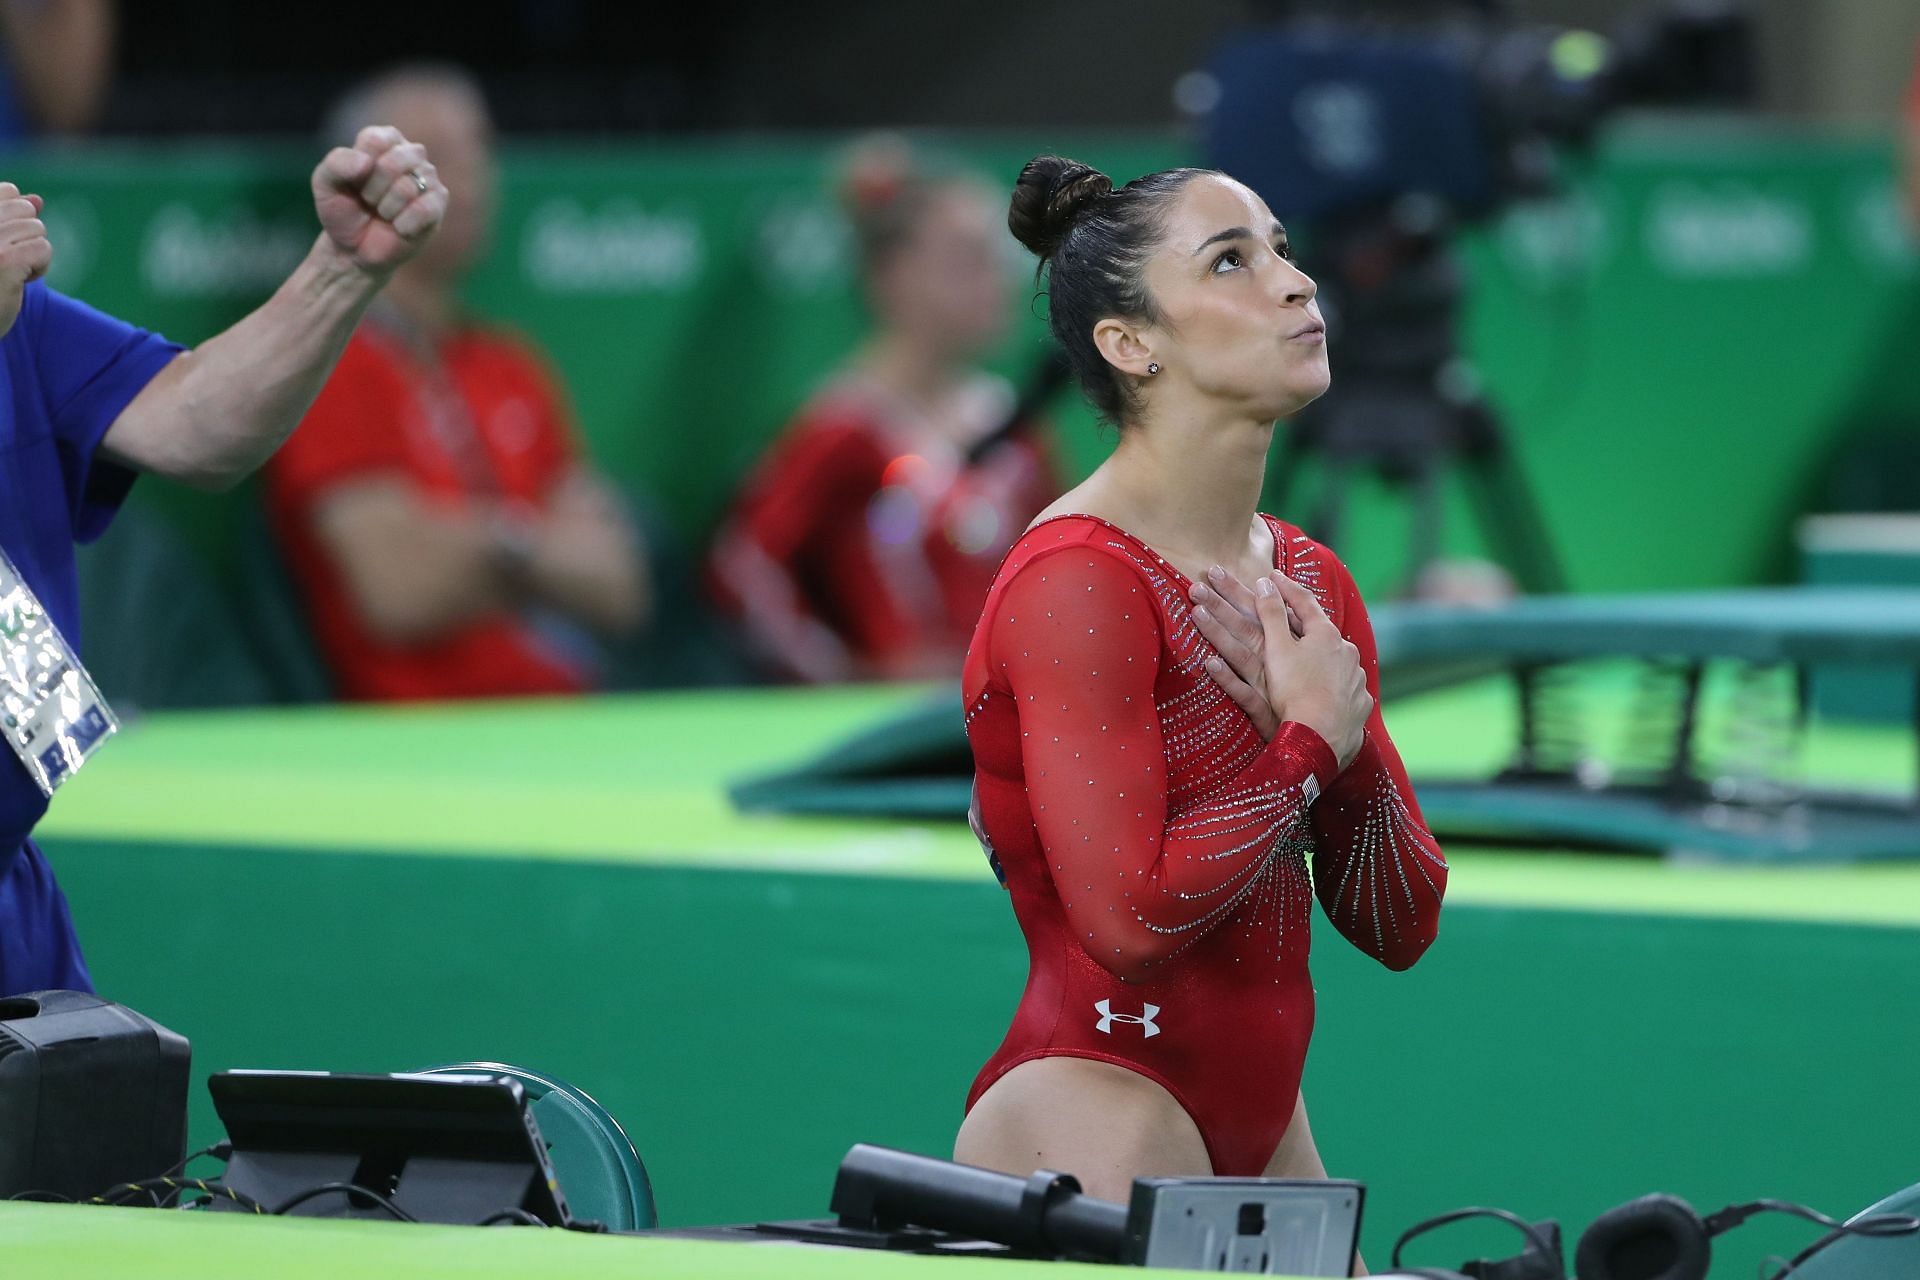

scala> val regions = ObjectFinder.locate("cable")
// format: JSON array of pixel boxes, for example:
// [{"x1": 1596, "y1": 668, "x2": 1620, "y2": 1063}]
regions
[
  {"x1": 270, "y1": 1181, "x2": 416, "y2": 1223},
  {"x1": 1391, "y1": 1205, "x2": 1562, "y2": 1272},
  {"x1": 1745, "y1": 1202, "x2": 1920, "y2": 1279},
  {"x1": 91, "y1": 1178, "x2": 265, "y2": 1214},
  {"x1": 146, "y1": 1141, "x2": 234, "y2": 1208},
  {"x1": 8, "y1": 1145, "x2": 236, "y2": 1208},
  {"x1": 158, "y1": 1142, "x2": 233, "y2": 1182},
  {"x1": 478, "y1": 1207, "x2": 549, "y2": 1227}
]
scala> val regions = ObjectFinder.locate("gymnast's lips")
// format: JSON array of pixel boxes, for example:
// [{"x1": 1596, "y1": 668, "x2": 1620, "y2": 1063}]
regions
[{"x1": 1287, "y1": 319, "x2": 1326, "y2": 343}]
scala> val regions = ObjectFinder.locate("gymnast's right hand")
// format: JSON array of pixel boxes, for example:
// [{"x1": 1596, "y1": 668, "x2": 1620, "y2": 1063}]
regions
[
  {"x1": 0, "y1": 182, "x2": 50, "y2": 340},
  {"x1": 1257, "y1": 573, "x2": 1370, "y2": 771}
]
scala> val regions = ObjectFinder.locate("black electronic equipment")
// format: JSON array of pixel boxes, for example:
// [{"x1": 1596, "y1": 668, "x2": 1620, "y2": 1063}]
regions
[
  {"x1": 1573, "y1": 1193, "x2": 1920, "y2": 1280},
  {"x1": 0, "y1": 990, "x2": 190, "y2": 1201},
  {"x1": 206, "y1": 1069, "x2": 574, "y2": 1227},
  {"x1": 720, "y1": 1144, "x2": 1365, "y2": 1274},
  {"x1": 1196, "y1": 2, "x2": 1752, "y2": 594}
]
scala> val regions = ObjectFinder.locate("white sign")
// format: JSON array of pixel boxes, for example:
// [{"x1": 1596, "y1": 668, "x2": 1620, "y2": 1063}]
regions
[
  {"x1": 141, "y1": 202, "x2": 309, "y2": 298},
  {"x1": 752, "y1": 195, "x2": 851, "y2": 296},
  {"x1": 1644, "y1": 180, "x2": 1812, "y2": 277},
  {"x1": 522, "y1": 198, "x2": 703, "y2": 294},
  {"x1": 1498, "y1": 192, "x2": 1609, "y2": 282}
]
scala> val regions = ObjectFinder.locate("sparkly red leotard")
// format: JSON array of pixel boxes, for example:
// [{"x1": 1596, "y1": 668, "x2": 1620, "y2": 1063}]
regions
[{"x1": 961, "y1": 513, "x2": 1447, "y2": 1176}]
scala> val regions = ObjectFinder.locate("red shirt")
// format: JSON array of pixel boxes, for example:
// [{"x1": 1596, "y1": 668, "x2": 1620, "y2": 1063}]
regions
[
  {"x1": 962, "y1": 514, "x2": 1445, "y2": 1174},
  {"x1": 710, "y1": 374, "x2": 1055, "y2": 681},
  {"x1": 266, "y1": 319, "x2": 586, "y2": 701},
  {"x1": 1909, "y1": 42, "x2": 1920, "y2": 126}
]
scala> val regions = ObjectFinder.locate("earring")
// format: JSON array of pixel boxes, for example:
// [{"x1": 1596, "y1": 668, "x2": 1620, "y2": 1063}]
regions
[{"x1": 1146, "y1": 362, "x2": 1161, "y2": 376}]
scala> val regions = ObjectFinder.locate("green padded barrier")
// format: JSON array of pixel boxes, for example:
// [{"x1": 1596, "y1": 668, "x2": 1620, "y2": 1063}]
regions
[
  {"x1": 35, "y1": 689, "x2": 1920, "y2": 1265},
  {"x1": 416, "y1": 1062, "x2": 657, "y2": 1231},
  {"x1": 0, "y1": 1200, "x2": 1182, "y2": 1280},
  {"x1": 727, "y1": 594, "x2": 1920, "y2": 860},
  {"x1": 1369, "y1": 588, "x2": 1920, "y2": 666},
  {"x1": 729, "y1": 688, "x2": 969, "y2": 820}
]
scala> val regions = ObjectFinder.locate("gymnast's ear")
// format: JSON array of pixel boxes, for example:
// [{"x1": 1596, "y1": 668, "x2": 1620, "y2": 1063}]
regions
[{"x1": 1092, "y1": 317, "x2": 1156, "y2": 382}]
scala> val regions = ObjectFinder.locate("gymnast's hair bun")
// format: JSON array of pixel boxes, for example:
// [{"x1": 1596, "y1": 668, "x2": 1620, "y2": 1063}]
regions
[{"x1": 1008, "y1": 155, "x2": 1112, "y2": 260}]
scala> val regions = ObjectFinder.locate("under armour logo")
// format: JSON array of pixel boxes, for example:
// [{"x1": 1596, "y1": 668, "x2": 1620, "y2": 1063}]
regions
[{"x1": 1094, "y1": 999, "x2": 1160, "y2": 1038}]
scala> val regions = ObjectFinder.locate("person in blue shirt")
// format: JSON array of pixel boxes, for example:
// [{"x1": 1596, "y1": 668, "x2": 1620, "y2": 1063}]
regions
[{"x1": 0, "y1": 124, "x2": 448, "y2": 995}]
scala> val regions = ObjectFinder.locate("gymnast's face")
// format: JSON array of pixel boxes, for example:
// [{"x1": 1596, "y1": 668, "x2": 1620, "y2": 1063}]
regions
[
  {"x1": 870, "y1": 184, "x2": 1010, "y2": 360},
  {"x1": 1123, "y1": 175, "x2": 1328, "y2": 422}
]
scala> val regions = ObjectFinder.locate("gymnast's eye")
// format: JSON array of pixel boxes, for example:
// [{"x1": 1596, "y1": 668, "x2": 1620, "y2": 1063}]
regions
[{"x1": 1209, "y1": 248, "x2": 1245, "y2": 275}]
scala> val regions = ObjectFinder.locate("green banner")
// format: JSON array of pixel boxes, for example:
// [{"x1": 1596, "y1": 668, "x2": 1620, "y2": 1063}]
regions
[{"x1": 13, "y1": 126, "x2": 1918, "y2": 608}]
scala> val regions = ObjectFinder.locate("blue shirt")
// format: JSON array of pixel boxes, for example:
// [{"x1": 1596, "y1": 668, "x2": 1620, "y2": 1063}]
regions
[{"x1": 0, "y1": 282, "x2": 183, "y2": 861}]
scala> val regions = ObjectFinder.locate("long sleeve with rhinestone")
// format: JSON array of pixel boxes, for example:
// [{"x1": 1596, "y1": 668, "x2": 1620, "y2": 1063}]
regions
[
  {"x1": 997, "y1": 547, "x2": 1337, "y2": 983},
  {"x1": 1308, "y1": 556, "x2": 1448, "y2": 970}
]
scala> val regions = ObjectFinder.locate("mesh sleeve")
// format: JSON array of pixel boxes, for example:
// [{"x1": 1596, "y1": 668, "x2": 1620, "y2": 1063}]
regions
[{"x1": 1309, "y1": 555, "x2": 1449, "y2": 970}]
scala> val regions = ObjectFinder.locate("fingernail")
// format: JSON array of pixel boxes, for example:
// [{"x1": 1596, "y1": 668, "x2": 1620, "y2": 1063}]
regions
[
  {"x1": 1207, "y1": 565, "x2": 1225, "y2": 582},
  {"x1": 1192, "y1": 606, "x2": 1210, "y2": 622},
  {"x1": 1255, "y1": 577, "x2": 1275, "y2": 597}
]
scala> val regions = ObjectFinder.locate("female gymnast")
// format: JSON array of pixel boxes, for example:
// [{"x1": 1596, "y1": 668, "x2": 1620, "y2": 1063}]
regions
[
  {"x1": 710, "y1": 138, "x2": 1056, "y2": 682},
  {"x1": 955, "y1": 156, "x2": 1448, "y2": 1252}
]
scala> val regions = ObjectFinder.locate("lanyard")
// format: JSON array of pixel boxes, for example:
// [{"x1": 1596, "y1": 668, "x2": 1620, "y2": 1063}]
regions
[{"x1": 0, "y1": 543, "x2": 117, "y2": 797}]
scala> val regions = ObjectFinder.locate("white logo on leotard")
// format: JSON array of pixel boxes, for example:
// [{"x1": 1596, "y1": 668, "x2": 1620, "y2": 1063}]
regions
[{"x1": 1094, "y1": 999, "x2": 1160, "y2": 1038}]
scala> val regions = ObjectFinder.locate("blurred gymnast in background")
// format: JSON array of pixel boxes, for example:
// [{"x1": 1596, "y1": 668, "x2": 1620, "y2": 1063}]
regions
[{"x1": 709, "y1": 137, "x2": 1056, "y2": 683}]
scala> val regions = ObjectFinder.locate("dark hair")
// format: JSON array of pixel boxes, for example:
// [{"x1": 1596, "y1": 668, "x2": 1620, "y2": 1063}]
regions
[{"x1": 1008, "y1": 155, "x2": 1213, "y2": 424}]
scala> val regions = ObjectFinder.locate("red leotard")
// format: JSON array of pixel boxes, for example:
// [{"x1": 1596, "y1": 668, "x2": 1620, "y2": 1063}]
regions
[
  {"x1": 961, "y1": 513, "x2": 1447, "y2": 1176},
  {"x1": 709, "y1": 375, "x2": 1055, "y2": 681}
]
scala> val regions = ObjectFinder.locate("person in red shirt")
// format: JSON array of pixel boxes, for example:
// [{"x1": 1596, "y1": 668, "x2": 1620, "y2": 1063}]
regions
[
  {"x1": 267, "y1": 65, "x2": 647, "y2": 701},
  {"x1": 709, "y1": 138, "x2": 1056, "y2": 682},
  {"x1": 956, "y1": 156, "x2": 1445, "y2": 1249},
  {"x1": 1905, "y1": 40, "x2": 1920, "y2": 230}
]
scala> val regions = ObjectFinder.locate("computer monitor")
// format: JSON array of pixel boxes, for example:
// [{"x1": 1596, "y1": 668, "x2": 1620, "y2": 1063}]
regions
[{"x1": 208, "y1": 1069, "x2": 573, "y2": 1227}]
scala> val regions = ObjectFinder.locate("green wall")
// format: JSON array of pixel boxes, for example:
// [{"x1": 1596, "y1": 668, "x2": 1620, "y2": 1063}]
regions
[
  {"x1": 17, "y1": 124, "x2": 1920, "y2": 615},
  {"x1": 48, "y1": 838, "x2": 1920, "y2": 1276}
]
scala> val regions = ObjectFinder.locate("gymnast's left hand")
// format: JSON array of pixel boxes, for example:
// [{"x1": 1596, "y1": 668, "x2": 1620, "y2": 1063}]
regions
[
  {"x1": 1189, "y1": 566, "x2": 1303, "y2": 741},
  {"x1": 309, "y1": 125, "x2": 448, "y2": 276}
]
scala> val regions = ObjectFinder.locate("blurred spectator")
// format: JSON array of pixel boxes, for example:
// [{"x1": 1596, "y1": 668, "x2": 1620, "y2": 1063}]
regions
[
  {"x1": 266, "y1": 64, "x2": 648, "y2": 701},
  {"x1": 1906, "y1": 38, "x2": 1920, "y2": 228},
  {"x1": 0, "y1": 0, "x2": 114, "y2": 139},
  {"x1": 709, "y1": 137, "x2": 1056, "y2": 682}
]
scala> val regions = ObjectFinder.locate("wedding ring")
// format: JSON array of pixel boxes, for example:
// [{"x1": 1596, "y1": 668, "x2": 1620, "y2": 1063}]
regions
[{"x1": 409, "y1": 171, "x2": 429, "y2": 194}]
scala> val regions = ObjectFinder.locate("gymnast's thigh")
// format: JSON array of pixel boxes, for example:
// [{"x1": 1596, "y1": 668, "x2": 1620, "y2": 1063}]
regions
[{"x1": 954, "y1": 1054, "x2": 1212, "y2": 1203}]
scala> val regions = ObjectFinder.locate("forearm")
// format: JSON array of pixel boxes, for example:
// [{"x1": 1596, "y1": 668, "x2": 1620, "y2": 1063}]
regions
[
  {"x1": 1310, "y1": 728, "x2": 1447, "y2": 969},
  {"x1": 101, "y1": 237, "x2": 387, "y2": 489},
  {"x1": 373, "y1": 518, "x2": 519, "y2": 643},
  {"x1": 316, "y1": 485, "x2": 522, "y2": 646},
  {"x1": 711, "y1": 529, "x2": 855, "y2": 682},
  {"x1": 526, "y1": 525, "x2": 648, "y2": 637},
  {"x1": 1043, "y1": 720, "x2": 1335, "y2": 981}
]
